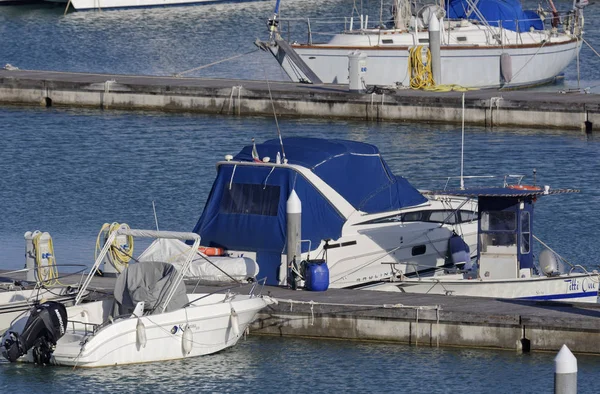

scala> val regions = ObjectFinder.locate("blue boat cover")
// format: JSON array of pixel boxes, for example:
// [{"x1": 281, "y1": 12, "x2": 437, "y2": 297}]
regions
[
  {"x1": 447, "y1": 0, "x2": 544, "y2": 32},
  {"x1": 192, "y1": 137, "x2": 427, "y2": 284}
]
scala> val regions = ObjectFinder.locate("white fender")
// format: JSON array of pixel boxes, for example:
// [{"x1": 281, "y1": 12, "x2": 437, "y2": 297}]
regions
[
  {"x1": 230, "y1": 307, "x2": 240, "y2": 338},
  {"x1": 182, "y1": 326, "x2": 193, "y2": 355},
  {"x1": 136, "y1": 318, "x2": 147, "y2": 349}
]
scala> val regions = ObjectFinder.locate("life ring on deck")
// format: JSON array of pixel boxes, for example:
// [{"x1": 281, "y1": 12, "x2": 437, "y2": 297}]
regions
[
  {"x1": 508, "y1": 184, "x2": 541, "y2": 191},
  {"x1": 198, "y1": 246, "x2": 225, "y2": 256}
]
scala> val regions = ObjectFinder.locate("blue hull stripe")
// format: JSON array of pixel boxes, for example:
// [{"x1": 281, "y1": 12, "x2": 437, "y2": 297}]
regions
[{"x1": 517, "y1": 292, "x2": 598, "y2": 301}]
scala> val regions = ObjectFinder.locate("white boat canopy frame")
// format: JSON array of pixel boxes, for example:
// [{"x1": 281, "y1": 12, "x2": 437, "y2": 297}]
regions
[{"x1": 75, "y1": 225, "x2": 200, "y2": 314}]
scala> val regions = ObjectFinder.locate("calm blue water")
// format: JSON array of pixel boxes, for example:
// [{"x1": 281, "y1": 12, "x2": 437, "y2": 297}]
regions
[
  {"x1": 2, "y1": 0, "x2": 600, "y2": 392},
  {"x1": 1, "y1": 336, "x2": 600, "y2": 394}
]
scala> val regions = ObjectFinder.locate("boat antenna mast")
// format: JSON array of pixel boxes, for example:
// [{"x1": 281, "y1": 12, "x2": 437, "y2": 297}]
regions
[
  {"x1": 268, "y1": 0, "x2": 282, "y2": 41},
  {"x1": 264, "y1": 69, "x2": 287, "y2": 163}
]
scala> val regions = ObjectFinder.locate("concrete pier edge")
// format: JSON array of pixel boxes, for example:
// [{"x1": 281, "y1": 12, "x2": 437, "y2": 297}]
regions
[{"x1": 1, "y1": 69, "x2": 599, "y2": 130}]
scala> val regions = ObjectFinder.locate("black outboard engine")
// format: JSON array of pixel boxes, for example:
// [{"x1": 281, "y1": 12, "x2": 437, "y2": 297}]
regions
[{"x1": 2, "y1": 301, "x2": 67, "y2": 364}]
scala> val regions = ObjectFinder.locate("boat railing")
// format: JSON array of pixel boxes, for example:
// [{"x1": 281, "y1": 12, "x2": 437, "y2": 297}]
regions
[
  {"x1": 438, "y1": 174, "x2": 526, "y2": 191},
  {"x1": 275, "y1": 11, "x2": 569, "y2": 47},
  {"x1": 67, "y1": 319, "x2": 99, "y2": 336}
]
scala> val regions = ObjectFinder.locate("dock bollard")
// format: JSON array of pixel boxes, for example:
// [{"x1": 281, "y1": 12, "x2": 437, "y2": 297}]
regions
[{"x1": 554, "y1": 344, "x2": 577, "y2": 394}]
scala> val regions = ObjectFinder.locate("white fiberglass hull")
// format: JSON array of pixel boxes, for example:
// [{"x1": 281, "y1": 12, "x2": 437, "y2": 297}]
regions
[
  {"x1": 45, "y1": 0, "x2": 222, "y2": 11},
  {"x1": 370, "y1": 273, "x2": 599, "y2": 303},
  {"x1": 14, "y1": 293, "x2": 274, "y2": 367},
  {"x1": 281, "y1": 40, "x2": 580, "y2": 89},
  {"x1": 273, "y1": 20, "x2": 582, "y2": 89}
]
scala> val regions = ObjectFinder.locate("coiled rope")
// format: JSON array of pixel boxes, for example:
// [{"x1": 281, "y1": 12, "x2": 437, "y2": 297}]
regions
[
  {"x1": 32, "y1": 232, "x2": 61, "y2": 285},
  {"x1": 408, "y1": 46, "x2": 473, "y2": 92},
  {"x1": 408, "y1": 46, "x2": 435, "y2": 89},
  {"x1": 95, "y1": 222, "x2": 134, "y2": 274}
]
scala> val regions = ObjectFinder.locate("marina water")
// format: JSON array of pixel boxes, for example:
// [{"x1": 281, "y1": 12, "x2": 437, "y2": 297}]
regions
[{"x1": 2, "y1": 1, "x2": 600, "y2": 392}]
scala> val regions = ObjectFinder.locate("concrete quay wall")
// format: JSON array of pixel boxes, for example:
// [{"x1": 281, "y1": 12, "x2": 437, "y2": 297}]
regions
[
  {"x1": 0, "y1": 69, "x2": 598, "y2": 130},
  {"x1": 252, "y1": 298, "x2": 600, "y2": 354}
]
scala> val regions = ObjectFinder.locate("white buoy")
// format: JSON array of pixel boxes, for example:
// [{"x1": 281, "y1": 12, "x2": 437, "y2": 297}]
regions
[
  {"x1": 230, "y1": 307, "x2": 240, "y2": 337},
  {"x1": 428, "y1": 13, "x2": 441, "y2": 85},
  {"x1": 136, "y1": 318, "x2": 147, "y2": 350},
  {"x1": 283, "y1": 190, "x2": 302, "y2": 285},
  {"x1": 554, "y1": 344, "x2": 577, "y2": 394},
  {"x1": 182, "y1": 325, "x2": 193, "y2": 355}
]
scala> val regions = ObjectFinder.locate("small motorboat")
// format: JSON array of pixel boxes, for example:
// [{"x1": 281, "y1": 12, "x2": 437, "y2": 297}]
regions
[
  {"x1": 1, "y1": 227, "x2": 276, "y2": 367},
  {"x1": 369, "y1": 185, "x2": 600, "y2": 303},
  {"x1": 0, "y1": 281, "x2": 83, "y2": 333}
]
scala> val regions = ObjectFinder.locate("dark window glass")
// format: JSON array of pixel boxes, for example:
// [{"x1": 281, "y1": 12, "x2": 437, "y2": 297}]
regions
[
  {"x1": 459, "y1": 210, "x2": 476, "y2": 222},
  {"x1": 357, "y1": 209, "x2": 477, "y2": 225},
  {"x1": 412, "y1": 245, "x2": 426, "y2": 256},
  {"x1": 481, "y1": 211, "x2": 516, "y2": 232},
  {"x1": 403, "y1": 211, "x2": 425, "y2": 222},
  {"x1": 220, "y1": 183, "x2": 280, "y2": 216},
  {"x1": 521, "y1": 211, "x2": 530, "y2": 253}
]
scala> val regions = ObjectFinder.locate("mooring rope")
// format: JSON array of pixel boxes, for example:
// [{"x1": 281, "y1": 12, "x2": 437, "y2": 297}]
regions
[{"x1": 174, "y1": 49, "x2": 259, "y2": 77}]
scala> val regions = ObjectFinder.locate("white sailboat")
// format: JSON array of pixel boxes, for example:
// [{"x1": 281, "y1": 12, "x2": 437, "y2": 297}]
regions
[
  {"x1": 368, "y1": 186, "x2": 600, "y2": 303},
  {"x1": 1, "y1": 227, "x2": 276, "y2": 367},
  {"x1": 260, "y1": 0, "x2": 588, "y2": 89}
]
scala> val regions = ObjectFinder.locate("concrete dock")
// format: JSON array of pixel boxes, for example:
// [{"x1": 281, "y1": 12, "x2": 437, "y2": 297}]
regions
[
  {"x1": 1, "y1": 68, "x2": 599, "y2": 130},
  {"x1": 3, "y1": 270, "x2": 599, "y2": 355}
]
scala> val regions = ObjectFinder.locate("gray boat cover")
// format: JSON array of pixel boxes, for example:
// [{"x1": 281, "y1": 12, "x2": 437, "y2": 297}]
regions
[{"x1": 113, "y1": 261, "x2": 188, "y2": 316}]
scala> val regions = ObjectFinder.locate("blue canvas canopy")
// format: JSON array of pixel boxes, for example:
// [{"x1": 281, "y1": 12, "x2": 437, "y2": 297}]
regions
[
  {"x1": 447, "y1": 0, "x2": 544, "y2": 32},
  {"x1": 192, "y1": 137, "x2": 427, "y2": 284}
]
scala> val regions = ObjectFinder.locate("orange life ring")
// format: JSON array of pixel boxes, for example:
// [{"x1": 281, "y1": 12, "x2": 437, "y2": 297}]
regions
[
  {"x1": 508, "y1": 184, "x2": 541, "y2": 191},
  {"x1": 198, "y1": 247, "x2": 225, "y2": 256}
]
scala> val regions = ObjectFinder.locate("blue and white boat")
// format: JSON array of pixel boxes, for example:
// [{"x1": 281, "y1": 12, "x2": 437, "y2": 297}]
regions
[
  {"x1": 193, "y1": 137, "x2": 478, "y2": 289},
  {"x1": 371, "y1": 186, "x2": 600, "y2": 303}
]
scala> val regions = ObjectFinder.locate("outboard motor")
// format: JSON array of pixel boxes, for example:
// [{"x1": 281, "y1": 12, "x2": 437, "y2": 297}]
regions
[{"x1": 2, "y1": 301, "x2": 67, "y2": 364}]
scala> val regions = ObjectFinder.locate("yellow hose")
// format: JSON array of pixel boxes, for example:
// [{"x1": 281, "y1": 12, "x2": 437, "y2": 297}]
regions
[
  {"x1": 408, "y1": 46, "x2": 475, "y2": 92},
  {"x1": 32, "y1": 232, "x2": 61, "y2": 286},
  {"x1": 95, "y1": 222, "x2": 134, "y2": 274},
  {"x1": 408, "y1": 46, "x2": 435, "y2": 89}
]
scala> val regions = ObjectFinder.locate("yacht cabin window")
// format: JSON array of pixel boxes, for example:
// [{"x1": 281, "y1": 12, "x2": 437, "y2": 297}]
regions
[
  {"x1": 521, "y1": 211, "x2": 531, "y2": 254},
  {"x1": 480, "y1": 211, "x2": 517, "y2": 249},
  {"x1": 220, "y1": 183, "x2": 280, "y2": 216}
]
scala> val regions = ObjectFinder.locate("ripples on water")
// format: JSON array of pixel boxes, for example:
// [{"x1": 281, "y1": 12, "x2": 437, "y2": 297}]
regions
[
  {"x1": 0, "y1": 0, "x2": 599, "y2": 90},
  {"x1": 2, "y1": 1, "x2": 600, "y2": 392},
  {"x1": 1, "y1": 336, "x2": 600, "y2": 393}
]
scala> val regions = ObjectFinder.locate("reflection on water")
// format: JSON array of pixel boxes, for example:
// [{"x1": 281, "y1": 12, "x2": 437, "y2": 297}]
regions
[
  {"x1": 2, "y1": 336, "x2": 600, "y2": 393},
  {"x1": 0, "y1": 106, "x2": 599, "y2": 274},
  {"x1": 0, "y1": 0, "x2": 599, "y2": 90}
]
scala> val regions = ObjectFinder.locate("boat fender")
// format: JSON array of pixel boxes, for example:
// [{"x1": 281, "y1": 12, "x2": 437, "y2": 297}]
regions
[
  {"x1": 448, "y1": 232, "x2": 470, "y2": 266},
  {"x1": 182, "y1": 325, "x2": 193, "y2": 355},
  {"x1": 230, "y1": 307, "x2": 240, "y2": 338},
  {"x1": 136, "y1": 318, "x2": 147, "y2": 350},
  {"x1": 500, "y1": 53, "x2": 512, "y2": 83}
]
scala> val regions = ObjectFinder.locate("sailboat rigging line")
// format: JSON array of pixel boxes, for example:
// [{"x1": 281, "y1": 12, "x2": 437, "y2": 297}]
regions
[
  {"x1": 174, "y1": 49, "x2": 259, "y2": 78},
  {"x1": 583, "y1": 37, "x2": 600, "y2": 59},
  {"x1": 263, "y1": 68, "x2": 287, "y2": 162},
  {"x1": 460, "y1": 92, "x2": 465, "y2": 190}
]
